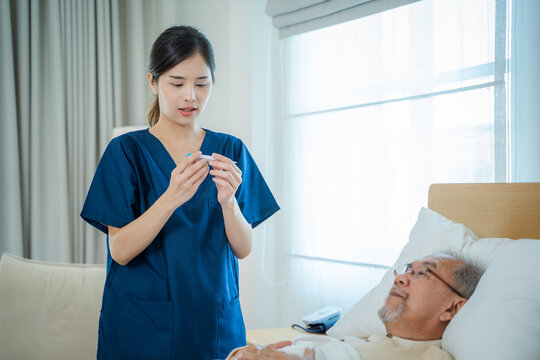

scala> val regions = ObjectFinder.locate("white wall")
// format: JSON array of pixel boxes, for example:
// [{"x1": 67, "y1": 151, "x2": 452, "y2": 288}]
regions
[{"x1": 168, "y1": 0, "x2": 251, "y2": 144}]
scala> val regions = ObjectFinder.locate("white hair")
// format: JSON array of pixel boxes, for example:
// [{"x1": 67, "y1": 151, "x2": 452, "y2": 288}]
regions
[{"x1": 438, "y1": 249, "x2": 485, "y2": 299}]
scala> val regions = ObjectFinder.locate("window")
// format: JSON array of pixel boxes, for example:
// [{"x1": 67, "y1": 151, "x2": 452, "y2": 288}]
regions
[{"x1": 279, "y1": 0, "x2": 510, "y2": 317}]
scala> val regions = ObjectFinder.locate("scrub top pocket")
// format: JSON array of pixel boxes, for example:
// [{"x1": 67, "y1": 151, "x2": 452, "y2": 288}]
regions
[
  {"x1": 217, "y1": 296, "x2": 246, "y2": 359},
  {"x1": 99, "y1": 291, "x2": 174, "y2": 360}
]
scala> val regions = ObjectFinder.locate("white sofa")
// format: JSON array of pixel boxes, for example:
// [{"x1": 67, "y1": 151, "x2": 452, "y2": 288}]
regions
[{"x1": 0, "y1": 252, "x2": 106, "y2": 360}]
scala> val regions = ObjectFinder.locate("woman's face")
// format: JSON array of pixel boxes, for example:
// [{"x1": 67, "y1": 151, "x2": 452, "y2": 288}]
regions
[{"x1": 148, "y1": 52, "x2": 213, "y2": 127}]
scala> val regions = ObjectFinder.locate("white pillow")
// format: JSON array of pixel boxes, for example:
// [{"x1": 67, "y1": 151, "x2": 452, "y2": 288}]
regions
[
  {"x1": 442, "y1": 239, "x2": 540, "y2": 360},
  {"x1": 327, "y1": 207, "x2": 511, "y2": 338}
]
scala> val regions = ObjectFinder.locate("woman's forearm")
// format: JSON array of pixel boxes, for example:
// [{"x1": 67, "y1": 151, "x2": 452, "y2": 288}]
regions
[
  {"x1": 221, "y1": 199, "x2": 253, "y2": 259},
  {"x1": 108, "y1": 194, "x2": 178, "y2": 265}
]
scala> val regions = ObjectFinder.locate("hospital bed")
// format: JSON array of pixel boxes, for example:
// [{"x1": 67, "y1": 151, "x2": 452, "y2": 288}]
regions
[{"x1": 247, "y1": 183, "x2": 540, "y2": 359}]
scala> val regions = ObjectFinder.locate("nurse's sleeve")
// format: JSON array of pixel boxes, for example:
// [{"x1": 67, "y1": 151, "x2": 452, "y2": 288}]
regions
[
  {"x1": 80, "y1": 137, "x2": 140, "y2": 234},
  {"x1": 235, "y1": 142, "x2": 280, "y2": 228}
]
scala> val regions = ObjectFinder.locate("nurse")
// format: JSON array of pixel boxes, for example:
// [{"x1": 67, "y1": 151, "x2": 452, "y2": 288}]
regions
[{"x1": 81, "y1": 25, "x2": 279, "y2": 360}]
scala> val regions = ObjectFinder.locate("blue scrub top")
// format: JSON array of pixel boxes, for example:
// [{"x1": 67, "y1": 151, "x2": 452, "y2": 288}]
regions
[{"x1": 81, "y1": 129, "x2": 280, "y2": 360}]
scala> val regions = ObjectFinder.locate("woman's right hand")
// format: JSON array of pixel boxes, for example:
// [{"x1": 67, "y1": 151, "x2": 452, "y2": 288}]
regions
[
  {"x1": 108, "y1": 152, "x2": 208, "y2": 265},
  {"x1": 163, "y1": 151, "x2": 209, "y2": 209}
]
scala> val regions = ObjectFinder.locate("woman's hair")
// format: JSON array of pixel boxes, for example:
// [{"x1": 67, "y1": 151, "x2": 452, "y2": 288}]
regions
[{"x1": 147, "y1": 25, "x2": 215, "y2": 126}]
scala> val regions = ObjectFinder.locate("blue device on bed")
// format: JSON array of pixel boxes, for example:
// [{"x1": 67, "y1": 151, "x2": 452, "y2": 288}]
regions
[{"x1": 292, "y1": 306, "x2": 342, "y2": 334}]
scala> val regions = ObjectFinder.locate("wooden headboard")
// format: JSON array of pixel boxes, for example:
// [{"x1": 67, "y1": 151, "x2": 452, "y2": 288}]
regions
[{"x1": 428, "y1": 183, "x2": 540, "y2": 239}]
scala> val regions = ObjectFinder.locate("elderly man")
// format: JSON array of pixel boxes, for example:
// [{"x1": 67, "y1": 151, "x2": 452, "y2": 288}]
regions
[{"x1": 227, "y1": 252, "x2": 483, "y2": 360}]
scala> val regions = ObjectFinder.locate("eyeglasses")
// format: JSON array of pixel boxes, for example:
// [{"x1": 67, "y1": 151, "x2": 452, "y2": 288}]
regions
[{"x1": 394, "y1": 263, "x2": 465, "y2": 298}]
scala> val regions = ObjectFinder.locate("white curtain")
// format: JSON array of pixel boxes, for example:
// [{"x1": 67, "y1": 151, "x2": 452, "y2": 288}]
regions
[
  {"x1": 512, "y1": 0, "x2": 540, "y2": 181},
  {"x1": 273, "y1": 0, "x2": 511, "y2": 326},
  {"x1": 0, "y1": 0, "x2": 175, "y2": 263}
]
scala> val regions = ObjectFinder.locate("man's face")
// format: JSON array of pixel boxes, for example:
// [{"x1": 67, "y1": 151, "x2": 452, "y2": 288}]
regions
[{"x1": 378, "y1": 255, "x2": 464, "y2": 336}]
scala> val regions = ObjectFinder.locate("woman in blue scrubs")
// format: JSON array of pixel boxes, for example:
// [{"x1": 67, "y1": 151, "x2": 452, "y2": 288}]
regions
[{"x1": 81, "y1": 25, "x2": 279, "y2": 360}]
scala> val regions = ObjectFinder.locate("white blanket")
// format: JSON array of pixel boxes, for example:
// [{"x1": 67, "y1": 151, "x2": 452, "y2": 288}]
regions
[{"x1": 279, "y1": 334, "x2": 451, "y2": 360}]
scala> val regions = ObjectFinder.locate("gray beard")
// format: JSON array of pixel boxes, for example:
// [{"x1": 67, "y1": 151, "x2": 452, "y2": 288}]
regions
[{"x1": 377, "y1": 302, "x2": 405, "y2": 323}]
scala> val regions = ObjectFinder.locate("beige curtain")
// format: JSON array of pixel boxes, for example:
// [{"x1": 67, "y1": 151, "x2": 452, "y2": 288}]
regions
[{"x1": 1, "y1": 0, "x2": 174, "y2": 263}]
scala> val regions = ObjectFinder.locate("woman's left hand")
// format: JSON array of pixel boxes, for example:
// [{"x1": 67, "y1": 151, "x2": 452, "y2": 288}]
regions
[{"x1": 209, "y1": 153, "x2": 242, "y2": 207}]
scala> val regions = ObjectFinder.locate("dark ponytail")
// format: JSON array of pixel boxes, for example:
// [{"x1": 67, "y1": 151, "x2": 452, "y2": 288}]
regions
[{"x1": 147, "y1": 96, "x2": 160, "y2": 127}]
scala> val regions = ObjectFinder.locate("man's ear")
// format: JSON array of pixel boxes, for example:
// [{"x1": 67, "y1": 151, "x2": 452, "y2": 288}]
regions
[
  {"x1": 440, "y1": 298, "x2": 467, "y2": 322},
  {"x1": 147, "y1": 73, "x2": 158, "y2": 94}
]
